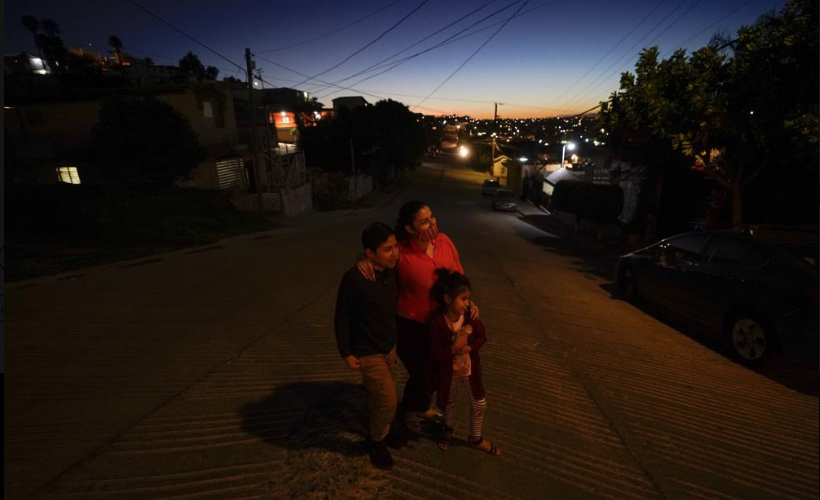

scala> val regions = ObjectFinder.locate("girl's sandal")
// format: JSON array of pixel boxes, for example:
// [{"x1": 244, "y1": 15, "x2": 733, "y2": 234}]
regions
[
  {"x1": 470, "y1": 437, "x2": 501, "y2": 456},
  {"x1": 437, "y1": 426, "x2": 454, "y2": 451}
]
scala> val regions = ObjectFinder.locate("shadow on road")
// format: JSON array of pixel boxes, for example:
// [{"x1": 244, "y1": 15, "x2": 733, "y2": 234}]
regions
[
  {"x1": 240, "y1": 381, "x2": 369, "y2": 457},
  {"x1": 516, "y1": 214, "x2": 625, "y2": 281},
  {"x1": 599, "y1": 284, "x2": 820, "y2": 397},
  {"x1": 528, "y1": 233, "x2": 620, "y2": 283}
]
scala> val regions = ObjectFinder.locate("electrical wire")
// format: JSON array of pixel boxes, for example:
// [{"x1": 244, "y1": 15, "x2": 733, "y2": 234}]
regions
[
  {"x1": 314, "y1": 1, "x2": 543, "y2": 100},
  {"x1": 256, "y1": 1, "x2": 403, "y2": 53},
  {"x1": 125, "y1": 0, "x2": 246, "y2": 75},
  {"x1": 308, "y1": 0, "x2": 502, "y2": 95},
  {"x1": 548, "y1": 0, "x2": 668, "y2": 107},
  {"x1": 562, "y1": 0, "x2": 705, "y2": 111},
  {"x1": 555, "y1": 0, "x2": 693, "y2": 112},
  {"x1": 413, "y1": 0, "x2": 529, "y2": 111},
  {"x1": 290, "y1": 0, "x2": 431, "y2": 88}
]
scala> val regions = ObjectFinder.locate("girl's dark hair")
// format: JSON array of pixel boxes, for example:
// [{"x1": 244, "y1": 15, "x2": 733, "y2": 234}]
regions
[
  {"x1": 395, "y1": 200, "x2": 427, "y2": 242},
  {"x1": 431, "y1": 268, "x2": 471, "y2": 307}
]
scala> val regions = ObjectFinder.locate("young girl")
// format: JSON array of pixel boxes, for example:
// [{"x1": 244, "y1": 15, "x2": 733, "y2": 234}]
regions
[{"x1": 429, "y1": 268, "x2": 500, "y2": 455}]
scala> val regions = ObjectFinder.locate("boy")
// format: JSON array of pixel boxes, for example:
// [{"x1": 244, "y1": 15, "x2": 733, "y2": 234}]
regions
[{"x1": 334, "y1": 222, "x2": 400, "y2": 469}]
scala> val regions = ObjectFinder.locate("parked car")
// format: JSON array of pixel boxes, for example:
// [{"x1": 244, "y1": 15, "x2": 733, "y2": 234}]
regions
[
  {"x1": 614, "y1": 229, "x2": 819, "y2": 366},
  {"x1": 492, "y1": 189, "x2": 517, "y2": 212},
  {"x1": 482, "y1": 179, "x2": 499, "y2": 196}
]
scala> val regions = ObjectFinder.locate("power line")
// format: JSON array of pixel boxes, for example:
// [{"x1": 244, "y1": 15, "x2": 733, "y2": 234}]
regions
[
  {"x1": 413, "y1": 0, "x2": 529, "y2": 111},
  {"x1": 309, "y1": 0, "x2": 503, "y2": 96},
  {"x1": 556, "y1": 0, "x2": 693, "y2": 112},
  {"x1": 315, "y1": 1, "x2": 544, "y2": 101},
  {"x1": 256, "y1": 1, "x2": 403, "y2": 53},
  {"x1": 124, "y1": 0, "x2": 246, "y2": 74},
  {"x1": 672, "y1": 0, "x2": 751, "y2": 51},
  {"x1": 569, "y1": 0, "x2": 736, "y2": 113},
  {"x1": 123, "y1": 0, "x2": 290, "y2": 89},
  {"x1": 548, "y1": 0, "x2": 668, "y2": 107},
  {"x1": 290, "y1": 0, "x2": 431, "y2": 88}
]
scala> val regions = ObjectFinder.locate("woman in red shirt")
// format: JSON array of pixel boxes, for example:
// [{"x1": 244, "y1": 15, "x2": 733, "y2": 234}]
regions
[{"x1": 359, "y1": 201, "x2": 477, "y2": 434}]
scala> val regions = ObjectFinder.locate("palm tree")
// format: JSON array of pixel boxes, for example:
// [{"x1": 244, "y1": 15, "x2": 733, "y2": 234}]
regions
[{"x1": 108, "y1": 35, "x2": 123, "y2": 65}]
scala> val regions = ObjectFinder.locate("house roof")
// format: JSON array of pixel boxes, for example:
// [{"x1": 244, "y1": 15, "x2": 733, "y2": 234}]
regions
[{"x1": 545, "y1": 168, "x2": 584, "y2": 186}]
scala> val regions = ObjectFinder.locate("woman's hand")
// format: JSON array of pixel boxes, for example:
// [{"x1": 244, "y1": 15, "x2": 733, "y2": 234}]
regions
[
  {"x1": 356, "y1": 254, "x2": 376, "y2": 282},
  {"x1": 469, "y1": 301, "x2": 480, "y2": 320},
  {"x1": 425, "y1": 217, "x2": 439, "y2": 242},
  {"x1": 457, "y1": 345, "x2": 472, "y2": 355}
]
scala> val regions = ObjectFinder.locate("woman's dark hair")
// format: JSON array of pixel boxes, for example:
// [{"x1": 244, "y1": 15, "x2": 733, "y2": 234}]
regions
[
  {"x1": 395, "y1": 200, "x2": 427, "y2": 242},
  {"x1": 431, "y1": 268, "x2": 471, "y2": 306}
]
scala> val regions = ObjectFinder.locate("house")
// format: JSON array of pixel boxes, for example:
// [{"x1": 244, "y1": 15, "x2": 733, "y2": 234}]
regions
[
  {"x1": 5, "y1": 82, "x2": 252, "y2": 189},
  {"x1": 542, "y1": 167, "x2": 584, "y2": 197},
  {"x1": 5, "y1": 81, "x2": 312, "y2": 214},
  {"x1": 332, "y1": 96, "x2": 368, "y2": 114}
]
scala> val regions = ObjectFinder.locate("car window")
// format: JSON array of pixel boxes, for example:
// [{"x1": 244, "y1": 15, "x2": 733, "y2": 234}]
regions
[
  {"x1": 705, "y1": 237, "x2": 768, "y2": 268},
  {"x1": 484, "y1": 180, "x2": 498, "y2": 186},
  {"x1": 659, "y1": 234, "x2": 709, "y2": 264}
]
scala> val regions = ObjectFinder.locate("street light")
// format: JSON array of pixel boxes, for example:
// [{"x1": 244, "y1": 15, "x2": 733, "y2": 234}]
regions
[{"x1": 561, "y1": 142, "x2": 576, "y2": 169}]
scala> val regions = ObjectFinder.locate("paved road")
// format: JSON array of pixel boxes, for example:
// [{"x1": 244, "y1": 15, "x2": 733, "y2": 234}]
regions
[{"x1": 6, "y1": 160, "x2": 818, "y2": 499}]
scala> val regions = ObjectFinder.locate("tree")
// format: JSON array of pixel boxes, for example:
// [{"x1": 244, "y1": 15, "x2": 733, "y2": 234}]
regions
[
  {"x1": 179, "y1": 52, "x2": 205, "y2": 79},
  {"x1": 178, "y1": 52, "x2": 218, "y2": 80},
  {"x1": 108, "y1": 35, "x2": 123, "y2": 65},
  {"x1": 673, "y1": 0, "x2": 818, "y2": 226},
  {"x1": 21, "y1": 15, "x2": 40, "y2": 57},
  {"x1": 299, "y1": 99, "x2": 428, "y2": 188},
  {"x1": 598, "y1": 47, "x2": 703, "y2": 237},
  {"x1": 144, "y1": 56, "x2": 154, "y2": 66},
  {"x1": 222, "y1": 75, "x2": 242, "y2": 83},
  {"x1": 91, "y1": 95, "x2": 207, "y2": 186},
  {"x1": 600, "y1": 0, "x2": 818, "y2": 230}
]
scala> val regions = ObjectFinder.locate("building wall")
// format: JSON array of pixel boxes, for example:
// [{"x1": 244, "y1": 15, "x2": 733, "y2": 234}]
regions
[{"x1": 7, "y1": 84, "x2": 247, "y2": 189}]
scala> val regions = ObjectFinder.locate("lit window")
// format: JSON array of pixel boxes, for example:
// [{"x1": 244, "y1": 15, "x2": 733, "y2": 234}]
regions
[{"x1": 57, "y1": 167, "x2": 81, "y2": 184}]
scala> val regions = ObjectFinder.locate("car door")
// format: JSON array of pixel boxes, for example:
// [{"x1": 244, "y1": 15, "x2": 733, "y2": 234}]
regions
[
  {"x1": 642, "y1": 234, "x2": 710, "y2": 309},
  {"x1": 675, "y1": 236, "x2": 768, "y2": 327}
]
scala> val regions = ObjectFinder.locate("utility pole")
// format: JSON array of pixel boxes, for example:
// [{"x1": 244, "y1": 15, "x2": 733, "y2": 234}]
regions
[
  {"x1": 246, "y1": 48, "x2": 264, "y2": 211},
  {"x1": 491, "y1": 103, "x2": 499, "y2": 176},
  {"x1": 349, "y1": 138, "x2": 356, "y2": 178}
]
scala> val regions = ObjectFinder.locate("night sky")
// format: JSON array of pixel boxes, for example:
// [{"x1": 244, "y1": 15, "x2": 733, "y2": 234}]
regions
[{"x1": 4, "y1": 0, "x2": 789, "y2": 118}]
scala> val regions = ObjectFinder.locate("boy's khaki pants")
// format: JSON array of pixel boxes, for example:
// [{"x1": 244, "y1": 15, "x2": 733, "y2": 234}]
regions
[{"x1": 359, "y1": 347, "x2": 398, "y2": 441}]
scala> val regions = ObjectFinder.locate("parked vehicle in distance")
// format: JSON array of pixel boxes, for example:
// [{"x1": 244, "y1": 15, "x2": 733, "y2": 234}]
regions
[
  {"x1": 482, "y1": 179, "x2": 499, "y2": 196},
  {"x1": 492, "y1": 189, "x2": 517, "y2": 212},
  {"x1": 614, "y1": 228, "x2": 819, "y2": 366}
]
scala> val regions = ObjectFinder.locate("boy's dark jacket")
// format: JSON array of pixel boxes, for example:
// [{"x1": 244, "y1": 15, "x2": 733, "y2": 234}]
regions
[{"x1": 429, "y1": 307, "x2": 487, "y2": 410}]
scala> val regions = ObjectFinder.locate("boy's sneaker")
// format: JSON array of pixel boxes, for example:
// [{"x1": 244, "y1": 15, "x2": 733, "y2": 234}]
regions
[{"x1": 366, "y1": 438, "x2": 394, "y2": 470}]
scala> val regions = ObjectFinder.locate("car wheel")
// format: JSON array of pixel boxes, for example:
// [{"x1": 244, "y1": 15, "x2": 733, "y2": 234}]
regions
[
  {"x1": 619, "y1": 266, "x2": 638, "y2": 301},
  {"x1": 726, "y1": 313, "x2": 775, "y2": 366}
]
